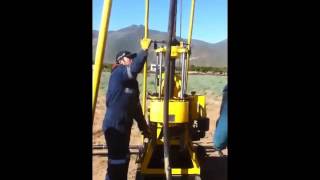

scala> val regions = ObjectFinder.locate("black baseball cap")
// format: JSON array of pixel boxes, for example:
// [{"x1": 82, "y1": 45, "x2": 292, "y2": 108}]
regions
[{"x1": 115, "y1": 50, "x2": 137, "y2": 64}]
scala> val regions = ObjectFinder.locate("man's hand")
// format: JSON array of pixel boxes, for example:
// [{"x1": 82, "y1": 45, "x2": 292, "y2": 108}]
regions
[
  {"x1": 140, "y1": 38, "x2": 152, "y2": 51},
  {"x1": 141, "y1": 127, "x2": 152, "y2": 139}
]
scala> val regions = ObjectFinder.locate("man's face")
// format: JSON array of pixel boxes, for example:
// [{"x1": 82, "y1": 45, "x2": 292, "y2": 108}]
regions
[{"x1": 120, "y1": 56, "x2": 133, "y2": 66}]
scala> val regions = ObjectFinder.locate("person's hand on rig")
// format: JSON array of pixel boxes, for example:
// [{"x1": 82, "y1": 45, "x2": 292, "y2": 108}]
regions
[
  {"x1": 142, "y1": 126, "x2": 152, "y2": 139},
  {"x1": 140, "y1": 38, "x2": 152, "y2": 51}
]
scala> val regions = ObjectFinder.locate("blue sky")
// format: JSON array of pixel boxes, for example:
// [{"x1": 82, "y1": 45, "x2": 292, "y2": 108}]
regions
[{"x1": 93, "y1": 0, "x2": 227, "y2": 44}]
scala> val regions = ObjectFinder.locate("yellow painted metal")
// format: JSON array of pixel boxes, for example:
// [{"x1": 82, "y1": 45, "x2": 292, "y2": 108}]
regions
[
  {"x1": 92, "y1": 0, "x2": 112, "y2": 118},
  {"x1": 140, "y1": 138, "x2": 200, "y2": 175},
  {"x1": 139, "y1": 0, "x2": 202, "y2": 177},
  {"x1": 189, "y1": 95, "x2": 207, "y2": 120},
  {"x1": 186, "y1": 0, "x2": 196, "y2": 89},
  {"x1": 189, "y1": 95, "x2": 199, "y2": 120},
  {"x1": 140, "y1": 38, "x2": 152, "y2": 50},
  {"x1": 149, "y1": 100, "x2": 189, "y2": 123},
  {"x1": 154, "y1": 46, "x2": 188, "y2": 59},
  {"x1": 171, "y1": 45, "x2": 179, "y2": 58},
  {"x1": 173, "y1": 76, "x2": 182, "y2": 98},
  {"x1": 178, "y1": 48, "x2": 188, "y2": 53},
  {"x1": 160, "y1": 74, "x2": 182, "y2": 98},
  {"x1": 142, "y1": 56, "x2": 147, "y2": 115},
  {"x1": 141, "y1": 118, "x2": 201, "y2": 176},
  {"x1": 197, "y1": 95, "x2": 206, "y2": 117},
  {"x1": 144, "y1": 0, "x2": 149, "y2": 38},
  {"x1": 141, "y1": 0, "x2": 150, "y2": 115},
  {"x1": 142, "y1": 167, "x2": 199, "y2": 175},
  {"x1": 156, "y1": 123, "x2": 162, "y2": 139},
  {"x1": 187, "y1": 142, "x2": 201, "y2": 175},
  {"x1": 141, "y1": 138, "x2": 154, "y2": 171}
]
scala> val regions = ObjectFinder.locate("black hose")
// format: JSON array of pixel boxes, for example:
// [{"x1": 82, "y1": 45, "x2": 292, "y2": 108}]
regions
[{"x1": 163, "y1": 0, "x2": 178, "y2": 180}]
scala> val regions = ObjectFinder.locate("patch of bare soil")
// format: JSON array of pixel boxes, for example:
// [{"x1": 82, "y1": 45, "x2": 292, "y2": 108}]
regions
[{"x1": 93, "y1": 94, "x2": 227, "y2": 180}]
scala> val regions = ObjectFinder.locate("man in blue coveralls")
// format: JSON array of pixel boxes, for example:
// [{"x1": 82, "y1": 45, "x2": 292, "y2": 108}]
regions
[
  {"x1": 213, "y1": 84, "x2": 228, "y2": 156},
  {"x1": 102, "y1": 39, "x2": 152, "y2": 180}
]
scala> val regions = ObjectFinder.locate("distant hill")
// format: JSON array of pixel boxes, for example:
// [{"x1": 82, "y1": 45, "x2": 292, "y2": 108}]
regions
[{"x1": 92, "y1": 25, "x2": 227, "y2": 67}]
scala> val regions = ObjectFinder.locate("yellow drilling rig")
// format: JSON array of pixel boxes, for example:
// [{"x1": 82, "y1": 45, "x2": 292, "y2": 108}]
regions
[{"x1": 93, "y1": 0, "x2": 210, "y2": 179}]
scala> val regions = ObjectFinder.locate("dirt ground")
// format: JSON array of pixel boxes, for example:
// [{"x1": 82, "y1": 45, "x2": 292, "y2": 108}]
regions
[{"x1": 93, "y1": 94, "x2": 227, "y2": 180}]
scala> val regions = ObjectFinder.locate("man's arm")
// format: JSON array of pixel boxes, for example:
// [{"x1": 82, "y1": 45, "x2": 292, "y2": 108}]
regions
[
  {"x1": 121, "y1": 50, "x2": 148, "y2": 81},
  {"x1": 133, "y1": 101, "x2": 151, "y2": 137}
]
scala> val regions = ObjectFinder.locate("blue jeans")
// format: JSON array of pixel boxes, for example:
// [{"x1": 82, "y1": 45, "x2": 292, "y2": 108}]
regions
[{"x1": 213, "y1": 85, "x2": 228, "y2": 150}]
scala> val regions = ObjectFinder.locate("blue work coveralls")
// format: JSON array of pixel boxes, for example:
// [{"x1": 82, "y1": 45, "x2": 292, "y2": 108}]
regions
[
  {"x1": 213, "y1": 84, "x2": 228, "y2": 151},
  {"x1": 102, "y1": 50, "x2": 149, "y2": 180}
]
